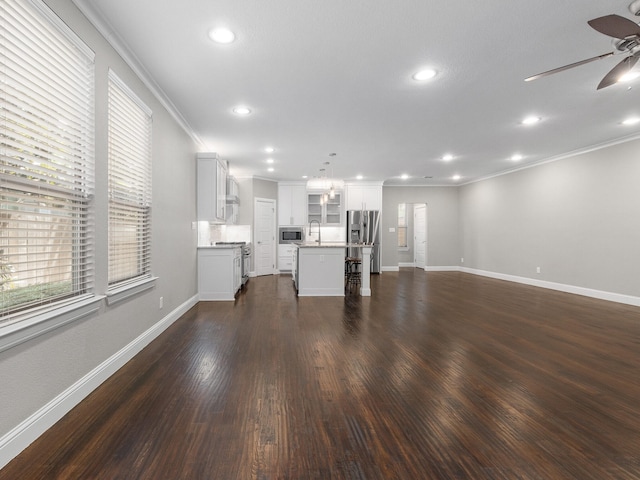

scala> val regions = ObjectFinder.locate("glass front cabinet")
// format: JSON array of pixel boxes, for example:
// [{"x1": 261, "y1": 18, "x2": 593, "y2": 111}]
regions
[{"x1": 307, "y1": 191, "x2": 342, "y2": 225}]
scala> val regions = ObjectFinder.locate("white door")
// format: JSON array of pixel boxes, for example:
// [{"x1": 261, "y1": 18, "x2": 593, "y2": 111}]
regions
[
  {"x1": 414, "y1": 203, "x2": 427, "y2": 270},
  {"x1": 254, "y1": 198, "x2": 276, "y2": 276}
]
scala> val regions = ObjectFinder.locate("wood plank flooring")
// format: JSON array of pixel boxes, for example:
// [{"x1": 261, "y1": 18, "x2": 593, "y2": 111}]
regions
[{"x1": 2, "y1": 271, "x2": 640, "y2": 479}]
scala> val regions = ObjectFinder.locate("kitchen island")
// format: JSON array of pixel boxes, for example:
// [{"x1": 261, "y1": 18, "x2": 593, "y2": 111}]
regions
[{"x1": 293, "y1": 243, "x2": 373, "y2": 296}]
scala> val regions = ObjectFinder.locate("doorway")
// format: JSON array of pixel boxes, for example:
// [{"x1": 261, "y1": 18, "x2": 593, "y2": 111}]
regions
[
  {"x1": 414, "y1": 203, "x2": 427, "y2": 270},
  {"x1": 254, "y1": 198, "x2": 276, "y2": 276}
]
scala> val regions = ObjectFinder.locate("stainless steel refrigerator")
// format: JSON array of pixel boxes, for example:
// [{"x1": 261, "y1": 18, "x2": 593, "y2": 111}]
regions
[{"x1": 346, "y1": 210, "x2": 381, "y2": 273}]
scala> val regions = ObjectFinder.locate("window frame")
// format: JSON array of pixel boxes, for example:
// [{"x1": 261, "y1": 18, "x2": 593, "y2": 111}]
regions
[
  {"x1": 0, "y1": 0, "x2": 97, "y2": 326},
  {"x1": 0, "y1": 0, "x2": 103, "y2": 351},
  {"x1": 397, "y1": 203, "x2": 409, "y2": 251},
  {"x1": 106, "y1": 70, "x2": 155, "y2": 304}
]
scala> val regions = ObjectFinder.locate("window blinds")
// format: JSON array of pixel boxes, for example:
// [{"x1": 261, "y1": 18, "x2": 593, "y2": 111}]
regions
[
  {"x1": 107, "y1": 70, "x2": 152, "y2": 287},
  {"x1": 0, "y1": 0, "x2": 95, "y2": 319}
]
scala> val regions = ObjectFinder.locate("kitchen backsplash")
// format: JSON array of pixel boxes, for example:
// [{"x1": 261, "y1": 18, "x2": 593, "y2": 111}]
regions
[{"x1": 198, "y1": 222, "x2": 252, "y2": 246}]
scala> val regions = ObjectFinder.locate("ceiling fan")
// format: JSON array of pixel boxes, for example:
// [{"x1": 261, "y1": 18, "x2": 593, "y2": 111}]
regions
[{"x1": 525, "y1": 13, "x2": 640, "y2": 89}]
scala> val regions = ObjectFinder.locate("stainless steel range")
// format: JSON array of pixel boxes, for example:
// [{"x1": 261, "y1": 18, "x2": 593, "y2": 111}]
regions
[
  {"x1": 241, "y1": 243, "x2": 251, "y2": 285},
  {"x1": 215, "y1": 242, "x2": 252, "y2": 286}
]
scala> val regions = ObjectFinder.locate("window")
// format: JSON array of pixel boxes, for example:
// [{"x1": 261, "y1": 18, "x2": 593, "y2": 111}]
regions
[
  {"x1": 397, "y1": 203, "x2": 408, "y2": 249},
  {"x1": 107, "y1": 70, "x2": 152, "y2": 290},
  {"x1": 0, "y1": 0, "x2": 95, "y2": 321}
]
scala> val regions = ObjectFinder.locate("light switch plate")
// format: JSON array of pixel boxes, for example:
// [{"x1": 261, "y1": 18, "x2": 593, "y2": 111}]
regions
[{"x1": 389, "y1": 227, "x2": 396, "y2": 233}]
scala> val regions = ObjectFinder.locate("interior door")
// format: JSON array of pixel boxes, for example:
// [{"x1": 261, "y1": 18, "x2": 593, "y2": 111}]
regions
[
  {"x1": 414, "y1": 203, "x2": 427, "y2": 270},
  {"x1": 254, "y1": 198, "x2": 276, "y2": 276}
]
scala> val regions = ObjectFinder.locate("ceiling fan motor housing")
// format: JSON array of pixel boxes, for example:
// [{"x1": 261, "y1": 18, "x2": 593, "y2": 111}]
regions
[{"x1": 629, "y1": 0, "x2": 640, "y2": 16}]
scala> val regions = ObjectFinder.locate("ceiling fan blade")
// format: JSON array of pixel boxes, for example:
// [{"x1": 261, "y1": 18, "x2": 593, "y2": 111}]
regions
[
  {"x1": 525, "y1": 52, "x2": 614, "y2": 82},
  {"x1": 588, "y1": 14, "x2": 640, "y2": 39},
  {"x1": 597, "y1": 55, "x2": 640, "y2": 89}
]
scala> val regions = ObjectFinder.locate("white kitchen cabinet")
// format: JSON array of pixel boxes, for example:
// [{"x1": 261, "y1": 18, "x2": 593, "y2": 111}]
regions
[
  {"x1": 345, "y1": 183, "x2": 383, "y2": 211},
  {"x1": 278, "y1": 244, "x2": 295, "y2": 271},
  {"x1": 198, "y1": 246, "x2": 242, "y2": 301},
  {"x1": 278, "y1": 183, "x2": 307, "y2": 226},
  {"x1": 307, "y1": 191, "x2": 342, "y2": 225},
  {"x1": 197, "y1": 152, "x2": 227, "y2": 223}
]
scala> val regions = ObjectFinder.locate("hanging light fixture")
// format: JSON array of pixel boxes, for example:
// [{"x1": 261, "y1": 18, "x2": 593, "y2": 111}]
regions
[{"x1": 305, "y1": 159, "x2": 344, "y2": 195}]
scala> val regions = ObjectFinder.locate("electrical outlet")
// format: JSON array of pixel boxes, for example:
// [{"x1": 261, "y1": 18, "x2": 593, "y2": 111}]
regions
[
  {"x1": 159, "y1": 296, "x2": 164, "y2": 309},
  {"x1": 536, "y1": 267, "x2": 541, "y2": 274}
]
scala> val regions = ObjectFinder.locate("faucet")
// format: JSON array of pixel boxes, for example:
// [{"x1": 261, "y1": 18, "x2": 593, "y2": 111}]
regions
[{"x1": 309, "y1": 219, "x2": 321, "y2": 244}]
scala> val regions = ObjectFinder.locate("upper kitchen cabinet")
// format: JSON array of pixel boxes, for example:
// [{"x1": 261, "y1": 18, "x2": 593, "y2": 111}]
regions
[
  {"x1": 345, "y1": 182, "x2": 383, "y2": 211},
  {"x1": 197, "y1": 152, "x2": 227, "y2": 223},
  {"x1": 278, "y1": 182, "x2": 307, "y2": 226},
  {"x1": 308, "y1": 191, "x2": 342, "y2": 225}
]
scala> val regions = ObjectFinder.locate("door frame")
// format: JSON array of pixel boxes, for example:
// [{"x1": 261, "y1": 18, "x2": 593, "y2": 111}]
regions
[{"x1": 253, "y1": 197, "x2": 277, "y2": 276}]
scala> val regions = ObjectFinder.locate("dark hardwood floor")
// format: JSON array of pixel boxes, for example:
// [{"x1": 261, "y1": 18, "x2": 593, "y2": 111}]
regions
[{"x1": 3, "y1": 271, "x2": 640, "y2": 479}]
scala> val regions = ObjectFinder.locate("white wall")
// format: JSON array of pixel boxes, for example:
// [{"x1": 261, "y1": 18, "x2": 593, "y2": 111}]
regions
[
  {"x1": 459, "y1": 139, "x2": 640, "y2": 298},
  {"x1": 381, "y1": 187, "x2": 460, "y2": 269},
  {"x1": 0, "y1": 0, "x2": 199, "y2": 462}
]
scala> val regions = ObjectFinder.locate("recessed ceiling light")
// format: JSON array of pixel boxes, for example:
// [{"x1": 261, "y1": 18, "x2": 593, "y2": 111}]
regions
[
  {"x1": 302, "y1": 175, "x2": 308, "y2": 179},
  {"x1": 522, "y1": 116, "x2": 541, "y2": 125},
  {"x1": 356, "y1": 175, "x2": 364, "y2": 180},
  {"x1": 267, "y1": 167, "x2": 274, "y2": 172},
  {"x1": 401, "y1": 174, "x2": 409, "y2": 180},
  {"x1": 442, "y1": 154, "x2": 454, "y2": 161},
  {"x1": 265, "y1": 146, "x2": 275, "y2": 153},
  {"x1": 209, "y1": 28, "x2": 235, "y2": 44},
  {"x1": 266, "y1": 158, "x2": 274, "y2": 164},
  {"x1": 511, "y1": 154, "x2": 523, "y2": 161},
  {"x1": 453, "y1": 174, "x2": 461, "y2": 181},
  {"x1": 412, "y1": 69, "x2": 437, "y2": 81},
  {"x1": 622, "y1": 116, "x2": 640, "y2": 126},
  {"x1": 232, "y1": 106, "x2": 251, "y2": 115}
]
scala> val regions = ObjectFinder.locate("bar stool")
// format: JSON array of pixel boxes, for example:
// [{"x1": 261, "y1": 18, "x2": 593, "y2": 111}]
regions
[{"x1": 345, "y1": 257, "x2": 362, "y2": 292}]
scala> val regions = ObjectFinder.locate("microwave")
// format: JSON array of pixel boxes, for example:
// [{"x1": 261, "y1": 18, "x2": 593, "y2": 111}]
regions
[{"x1": 279, "y1": 227, "x2": 303, "y2": 244}]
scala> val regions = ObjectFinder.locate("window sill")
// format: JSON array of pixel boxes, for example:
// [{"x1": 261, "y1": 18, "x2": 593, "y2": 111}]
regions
[
  {"x1": 0, "y1": 295, "x2": 105, "y2": 354},
  {"x1": 398, "y1": 247, "x2": 410, "y2": 252},
  {"x1": 106, "y1": 276, "x2": 158, "y2": 306}
]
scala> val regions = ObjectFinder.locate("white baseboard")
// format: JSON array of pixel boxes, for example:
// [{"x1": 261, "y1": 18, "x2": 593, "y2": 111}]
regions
[
  {"x1": 381, "y1": 266, "x2": 400, "y2": 272},
  {"x1": 0, "y1": 294, "x2": 199, "y2": 470},
  {"x1": 398, "y1": 262, "x2": 415, "y2": 268},
  {"x1": 426, "y1": 266, "x2": 460, "y2": 272},
  {"x1": 461, "y1": 267, "x2": 640, "y2": 307}
]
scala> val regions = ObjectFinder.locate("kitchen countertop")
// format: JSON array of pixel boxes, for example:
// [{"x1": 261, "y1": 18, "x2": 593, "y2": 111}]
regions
[{"x1": 198, "y1": 244, "x2": 243, "y2": 249}]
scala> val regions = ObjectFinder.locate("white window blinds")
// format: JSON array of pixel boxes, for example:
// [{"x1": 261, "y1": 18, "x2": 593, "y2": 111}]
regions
[
  {"x1": 397, "y1": 203, "x2": 408, "y2": 248},
  {"x1": 107, "y1": 70, "x2": 152, "y2": 288},
  {"x1": 0, "y1": 0, "x2": 95, "y2": 320}
]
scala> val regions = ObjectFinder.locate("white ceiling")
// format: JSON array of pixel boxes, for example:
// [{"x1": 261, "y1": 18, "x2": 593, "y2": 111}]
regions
[{"x1": 73, "y1": 0, "x2": 640, "y2": 186}]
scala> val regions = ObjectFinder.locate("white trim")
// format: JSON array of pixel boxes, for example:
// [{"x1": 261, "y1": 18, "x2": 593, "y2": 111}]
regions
[
  {"x1": 106, "y1": 277, "x2": 158, "y2": 306},
  {"x1": 70, "y1": 0, "x2": 202, "y2": 147},
  {"x1": 29, "y1": 0, "x2": 95, "y2": 60},
  {"x1": 0, "y1": 294, "x2": 198, "y2": 470},
  {"x1": 426, "y1": 266, "x2": 460, "y2": 272},
  {"x1": 382, "y1": 266, "x2": 400, "y2": 272},
  {"x1": 399, "y1": 262, "x2": 415, "y2": 268},
  {"x1": 108, "y1": 69, "x2": 153, "y2": 116},
  {"x1": 461, "y1": 131, "x2": 640, "y2": 186},
  {"x1": 461, "y1": 267, "x2": 640, "y2": 307},
  {"x1": 0, "y1": 296, "x2": 104, "y2": 355}
]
